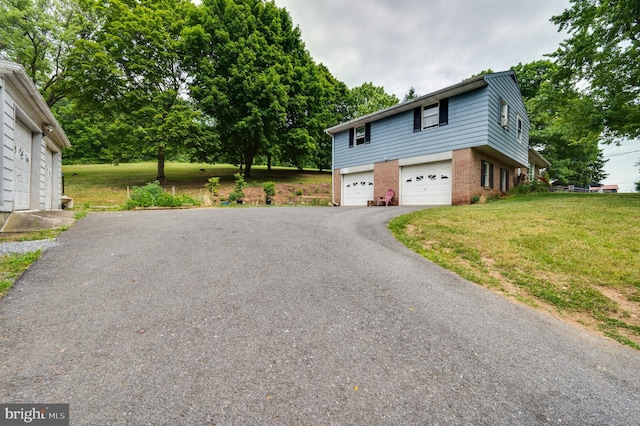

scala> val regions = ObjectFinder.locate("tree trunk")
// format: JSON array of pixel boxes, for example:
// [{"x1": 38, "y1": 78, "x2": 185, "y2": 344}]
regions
[
  {"x1": 244, "y1": 142, "x2": 260, "y2": 178},
  {"x1": 267, "y1": 153, "x2": 272, "y2": 172},
  {"x1": 156, "y1": 146, "x2": 166, "y2": 182},
  {"x1": 244, "y1": 157, "x2": 253, "y2": 178}
]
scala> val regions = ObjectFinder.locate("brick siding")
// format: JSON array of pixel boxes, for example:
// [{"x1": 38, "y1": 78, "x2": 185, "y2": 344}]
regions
[
  {"x1": 332, "y1": 170, "x2": 341, "y2": 205},
  {"x1": 452, "y1": 148, "x2": 516, "y2": 204},
  {"x1": 373, "y1": 160, "x2": 399, "y2": 205},
  {"x1": 335, "y1": 148, "x2": 518, "y2": 206}
]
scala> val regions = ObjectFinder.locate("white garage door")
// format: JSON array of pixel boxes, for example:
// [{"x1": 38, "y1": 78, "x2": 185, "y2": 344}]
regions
[
  {"x1": 44, "y1": 148, "x2": 53, "y2": 210},
  {"x1": 14, "y1": 121, "x2": 32, "y2": 210},
  {"x1": 342, "y1": 171, "x2": 374, "y2": 206},
  {"x1": 401, "y1": 161, "x2": 452, "y2": 205}
]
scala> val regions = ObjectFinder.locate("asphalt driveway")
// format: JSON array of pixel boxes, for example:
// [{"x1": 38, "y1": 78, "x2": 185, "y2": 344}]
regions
[{"x1": 1, "y1": 207, "x2": 640, "y2": 425}]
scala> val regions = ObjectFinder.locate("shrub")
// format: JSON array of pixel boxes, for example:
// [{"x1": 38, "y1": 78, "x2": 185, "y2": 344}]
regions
[
  {"x1": 205, "y1": 177, "x2": 220, "y2": 196},
  {"x1": 125, "y1": 181, "x2": 200, "y2": 209},
  {"x1": 233, "y1": 173, "x2": 246, "y2": 199},
  {"x1": 510, "y1": 180, "x2": 550, "y2": 196},
  {"x1": 263, "y1": 181, "x2": 276, "y2": 198},
  {"x1": 471, "y1": 196, "x2": 480, "y2": 204}
]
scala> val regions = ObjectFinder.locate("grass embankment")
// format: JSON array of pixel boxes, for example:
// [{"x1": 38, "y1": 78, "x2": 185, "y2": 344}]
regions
[
  {"x1": 0, "y1": 251, "x2": 42, "y2": 296},
  {"x1": 390, "y1": 192, "x2": 640, "y2": 349},
  {"x1": 63, "y1": 162, "x2": 332, "y2": 208}
]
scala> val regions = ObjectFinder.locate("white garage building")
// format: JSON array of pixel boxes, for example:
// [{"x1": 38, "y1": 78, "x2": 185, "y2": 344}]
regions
[{"x1": 0, "y1": 60, "x2": 70, "y2": 213}]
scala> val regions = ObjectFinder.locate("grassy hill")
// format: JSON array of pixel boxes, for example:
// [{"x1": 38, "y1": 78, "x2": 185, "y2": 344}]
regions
[
  {"x1": 62, "y1": 162, "x2": 332, "y2": 208},
  {"x1": 390, "y1": 192, "x2": 640, "y2": 349}
]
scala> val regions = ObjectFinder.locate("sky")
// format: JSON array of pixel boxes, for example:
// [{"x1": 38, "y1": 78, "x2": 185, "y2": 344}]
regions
[{"x1": 273, "y1": 0, "x2": 639, "y2": 192}]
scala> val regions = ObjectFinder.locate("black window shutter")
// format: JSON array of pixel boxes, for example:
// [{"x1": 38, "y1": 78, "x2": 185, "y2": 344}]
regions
[
  {"x1": 413, "y1": 107, "x2": 421, "y2": 132},
  {"x1": 439, "y1": 98, "x2": 449, "y2": 125},
  {"x1": 505, "y1": 170, "x2": 509, "y2": 191},
  {"x1": 498, "y1": 97, "x2": 503, "y2": 124},
  {"x1": 349, "y1": 128, "x2": 354, "y2": 148},
  {"x1": 481, "y1": 160, "x2": 486, "y2": 186},
  {"x1": 365, "y1": 123, "x2": 371, "y2": 144}
]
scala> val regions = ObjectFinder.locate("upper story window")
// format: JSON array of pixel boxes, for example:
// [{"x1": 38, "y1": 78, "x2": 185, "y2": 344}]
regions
[
  {"x1": 500, "y1": 98, "x2": 509, "y2": 129},
  {"x1": 348, "y1": 123, "x2": 371, "y2": 148},
  {"x1": 517, "y1": 116, "x2": 523, "y2": 141},
  {"x1": 422, "y1": 103, "x2": 439, "y2": 129},
  {"x1": 355, "y1": 125, "x2": 366, "y2": 145},
  {"x1": 413, "y1": 98, "x2": 449, "y2": 132}
]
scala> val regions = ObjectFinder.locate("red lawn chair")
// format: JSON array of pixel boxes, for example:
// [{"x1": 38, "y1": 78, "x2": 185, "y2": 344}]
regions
[{"x1": 377, "y1": 189, "x2": 395, "y2": 206}]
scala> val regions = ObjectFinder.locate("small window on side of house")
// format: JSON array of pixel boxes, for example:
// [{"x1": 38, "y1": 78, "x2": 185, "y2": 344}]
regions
[
  {"x1": 500, "y1": 98, "x2": 509, "y2": 129},
  {"x1": 481, "y1": 160, "x2": 494, "y2": 188},
  {"x1": 517, "y1": 116, "x2": 523, "y2": 141},
  {"x1": 500, "y1": 168, "x2": 509, "y2": 192}
]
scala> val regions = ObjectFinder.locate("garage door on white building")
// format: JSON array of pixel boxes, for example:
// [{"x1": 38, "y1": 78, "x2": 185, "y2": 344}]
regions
[
  {"x1": 401, "y1": 160, "x2": 452, "y2": 205},
  {"x1": 342, "y1": 170, "x2": 374, "y2": 206},
  {"x1": 14, "y1": 121, "x2": 32, "y2": 210},
  {"x1": 44, "y1": 148, "x2": 53, "y2": 210}
]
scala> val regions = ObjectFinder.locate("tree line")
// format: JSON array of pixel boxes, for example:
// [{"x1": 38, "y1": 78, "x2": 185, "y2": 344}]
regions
[
  {"x1": 1, "y1": 0, "x2": 637, "y2": 186},
  {"x1": 0, "y1": 0, "x2": 399, "y2": 179}
]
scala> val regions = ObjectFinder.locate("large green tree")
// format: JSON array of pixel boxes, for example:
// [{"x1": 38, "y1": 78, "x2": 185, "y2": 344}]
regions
[
  {"x1": 551, "y1": 0, "x2": 640, "y2": 140},
  {"x1": 66, "y1": 0, "x2": 205, "y2": 180},
  {"x1": 186, "y1": 0, "x2": 294, "y2": 177},
  {"x1": 345, "y1": 82, "x2": 399, "y2": 120},
  {"x1": 511, "y1": 61, "x2": 608, "y2": 185},
  {"x1": 279, "y1": 60, "x2": 349, "y2": 171},
  {"x1": 0, "y1": 0, "x2": 91, "y2": 107}
]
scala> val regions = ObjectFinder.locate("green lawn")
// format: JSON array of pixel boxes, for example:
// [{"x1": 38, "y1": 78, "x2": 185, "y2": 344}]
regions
[
  {"x1": 63, "y1": 162, "x2": 332, "y2": 207},
  {"x1": 0, "y1": 251, "x2": 42, "y2": 296},
  {"x1": 390, "y1": 192, "x2": 640, "y2": 349}
]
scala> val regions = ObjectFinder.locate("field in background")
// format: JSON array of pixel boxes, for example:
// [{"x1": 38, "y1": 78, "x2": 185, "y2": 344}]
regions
[
  {"x1": 390, "y1": 192, "x2": 640, "y2": 349},
  {"x1": 63, "y1": 162, "x2": 333, "y2": 208}
]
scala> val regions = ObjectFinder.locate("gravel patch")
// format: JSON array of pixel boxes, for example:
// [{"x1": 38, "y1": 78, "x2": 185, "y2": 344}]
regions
[{"x1": 0, "y1": 239, "x2": 57, "y2": 255}]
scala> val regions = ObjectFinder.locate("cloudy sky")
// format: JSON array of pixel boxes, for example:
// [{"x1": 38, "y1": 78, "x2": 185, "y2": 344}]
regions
[{"x1": 273, "y1": 0, "x2": 639, "y2": 191}]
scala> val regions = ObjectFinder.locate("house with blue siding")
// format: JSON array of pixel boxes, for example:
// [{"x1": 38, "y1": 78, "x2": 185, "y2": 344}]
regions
[{"x1": 326, "y1": 71, "x2": 549, "y2": 206}]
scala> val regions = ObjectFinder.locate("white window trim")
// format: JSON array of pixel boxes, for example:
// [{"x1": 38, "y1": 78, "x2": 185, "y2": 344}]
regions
[
  {"x1": 422, "y1": 103, "x2": 439, "y2": 129},
  {"x1": 355, "y1": 125, "x2": 366, "y2": 146},
  {"x1": 517, "y1": 115, "x2": 523, "y2": 141},
  {"x1": 481, "y1": 160, "x2": 493, "y2": 188},
  {"x1": 500, "y1": 168, "x2": 509, "y2": 192},
  {"x1": 500, "y1": 99, "x2": 509, "y2": 129}
]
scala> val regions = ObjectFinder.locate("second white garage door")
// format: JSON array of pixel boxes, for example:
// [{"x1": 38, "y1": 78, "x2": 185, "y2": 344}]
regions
[
  {"x1": 342, "y1": 171, "x2": 374, "y2": 206},
  {"x1": 44, "y1": 148, "x2": 53, "y2": 210},
  {"x1": 14, "y1": 121, "x2": 32, "y2": 210},
  {"x1": 401, "y1": 161, "x2": 452, "y2": 205}
]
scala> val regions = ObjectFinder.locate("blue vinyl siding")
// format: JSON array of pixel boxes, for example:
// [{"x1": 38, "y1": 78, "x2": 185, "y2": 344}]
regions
[
  {"x1": 485, "y1": 73, "x2": 529, "y2": 166},
  {"x1": 333, "y1": 72, "x2": 529, "y2": 169}
]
